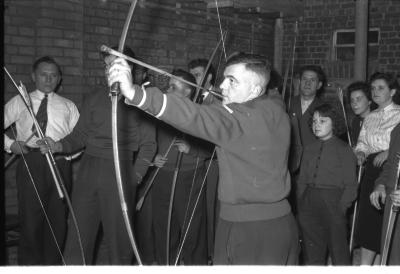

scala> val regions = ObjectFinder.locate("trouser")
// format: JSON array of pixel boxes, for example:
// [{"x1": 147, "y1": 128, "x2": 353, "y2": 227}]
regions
[
  {"x1": 205, "y1": 158, "x2": 219, "y2": 260},
  {"x1": 63, "y1": 154, "x2": 137, "y2": 265},
  {"x1": 135, "y1": 169, "x2": 156, "y2": 265},
  {"x1": 213, "y1": 213, "x2": 299, "y2": 265},
  {"x1": 16, "y1": 150, "x2": 71, "y2": 265},
  {"x1": 297, "y1": 187, "x2": 350, "y2": 265},
  {"x1": 152, "y1": 167, "x2": 208, "y2": 265}
]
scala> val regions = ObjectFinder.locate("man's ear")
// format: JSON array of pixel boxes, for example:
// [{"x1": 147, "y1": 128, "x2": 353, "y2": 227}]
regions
[
  {"x1": 317, "y1": 81, "x2": 323, "y2": 90},
  {"x1": 31, "y1": 72, "x2": 36, "y2": 83},
  {"x1": 390, "y1": 89, "x2": 396, "y2": 98},
  {"x1": 186, "y1": 87, "x2": 194, "y2": 99},
  {"x1": 252, "y1": 85, "x2": 263, "y2": 97}
]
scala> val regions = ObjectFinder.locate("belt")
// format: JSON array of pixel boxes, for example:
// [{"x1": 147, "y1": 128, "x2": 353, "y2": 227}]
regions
[
  {"x1": 27, "y1": 147, "x2": 66, "y2": 160},
  {"x1": 307, "y1": 184, "x2": 341, "y2": 190},
  {"x1": 27, "y1": 147, "x2": 41, "y2": 152}
]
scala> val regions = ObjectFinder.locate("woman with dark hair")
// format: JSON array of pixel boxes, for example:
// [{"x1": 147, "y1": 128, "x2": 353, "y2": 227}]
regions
[
  {"x1": 354, "y1": 72, "x2": 400, "y2": 265},
  {"x1": 347, "y1": 81, "x2": 375, "y2": 146},
  {"x1": 296, "y1": 103, "x2": 357, "y2": 265}
]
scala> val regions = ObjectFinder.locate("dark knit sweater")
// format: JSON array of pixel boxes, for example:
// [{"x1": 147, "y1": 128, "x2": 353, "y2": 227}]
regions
[{"x1": 126, "y1": 87, "x2": 292, "y2": 222}]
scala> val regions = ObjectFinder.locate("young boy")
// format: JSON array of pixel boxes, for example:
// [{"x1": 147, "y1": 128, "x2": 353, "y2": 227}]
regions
[{"x1": 296, "y1": 103, "x2": 358, "y2": 265}]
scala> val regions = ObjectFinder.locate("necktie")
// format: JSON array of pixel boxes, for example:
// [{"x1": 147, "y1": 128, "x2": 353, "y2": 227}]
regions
[{"x1": 32, "y1": 94, "x2": 48, "y2": 136}]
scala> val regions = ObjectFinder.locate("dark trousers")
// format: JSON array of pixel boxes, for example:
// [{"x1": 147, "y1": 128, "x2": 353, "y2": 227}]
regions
[
  {"x1": 16, "y1": 151, "x2": 71, "y2": 265},
  {"x1": 213, "y1": 213, "x2": 299, "y2": 265},
  {"x1": 297, "y1": 187, "x2": 350, "y2": 265},
  {"x1": 63, "y1": 154, "x2": 136, "y2": 265},
  {"x1": 205, "y1": 158, "x2": 219, "y2": 260},
  {"x1": 152, "y1": 167, "x2": 208, "y2": 265},
  {"x1": 135, "y1": 170, "x2": 156, "y2": 265}
]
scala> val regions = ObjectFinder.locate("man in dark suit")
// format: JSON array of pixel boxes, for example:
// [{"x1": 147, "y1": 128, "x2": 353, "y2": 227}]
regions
[
  {"x1": 287, "y1": 65, "x2": 326, "y2": 214},
  {"x1": 288, "y1": 65, "x2": 326, "y2": 174}
]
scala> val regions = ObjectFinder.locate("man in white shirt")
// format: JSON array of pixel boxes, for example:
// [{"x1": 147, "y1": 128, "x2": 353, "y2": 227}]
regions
[{"x1": 4, "y1": 56, "x2": 79, "y2": 265}]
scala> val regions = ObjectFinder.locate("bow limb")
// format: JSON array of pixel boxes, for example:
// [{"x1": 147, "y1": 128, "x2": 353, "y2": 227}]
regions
[
  {"x1": 193, "y1": 30, "x2": 228, "y2": 102},
  {"x1": 349, "y1": 164, "x2": 364, "y2": 252},
  {"x1": 174, "y1": 148, "x2": 217, "y2": 265},
  {"x1": 166, "y1": 151, "x2": 183, "y2": 265},
  {"x1": 136, "y1": 135, "x2": 176, "y2": 211},
  {"x1": 110, "y1": 0, "x2": 142, "y2": 265},
  {"x1": 337, "y1": 86, "x2": 352, "y2": 147},
  {"x1": 215, "y1": 0, "x2": 227, "y2": 60},
  {"x1": 282, "y1": 20, "x2": 298, "y2": 110}
]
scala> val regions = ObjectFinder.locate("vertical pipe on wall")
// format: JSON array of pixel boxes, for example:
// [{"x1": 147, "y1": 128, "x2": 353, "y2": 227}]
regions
[
  {"x1": 274, "y1": 16, "x2": 283, "y2": 74},
  {"x1": 354, "y1": 0, "x2": 369, "y2": 81}
]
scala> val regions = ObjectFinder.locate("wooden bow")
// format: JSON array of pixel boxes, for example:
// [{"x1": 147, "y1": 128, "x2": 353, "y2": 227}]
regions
[
  {"x1": 109, "y1": 0, "x2": 142, "y2": 265},
  {"x1": 282, "y1": 20, "x2": 298, "y2": 110}
]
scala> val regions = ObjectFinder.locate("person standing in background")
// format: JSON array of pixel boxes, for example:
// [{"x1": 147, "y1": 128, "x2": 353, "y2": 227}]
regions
[
  {"x1": 37, "y1": 46, "x2": 156, "y2": 265},
  {"x1": 4, "y1": 56, "x2": 80, "y2": 265},
  {"x1": 354, "y1": 72, "x2": 400, "y2": 265}
]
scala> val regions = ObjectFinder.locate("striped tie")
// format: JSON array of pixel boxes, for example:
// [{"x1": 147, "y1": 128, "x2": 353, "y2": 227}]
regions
[{"x1": 32, "y1": 94, "x2": 48, "y2": 137}]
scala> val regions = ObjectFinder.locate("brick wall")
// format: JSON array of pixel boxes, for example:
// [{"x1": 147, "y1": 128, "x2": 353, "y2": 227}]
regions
[
  {"x1": 4, "y1": 0, "x2": 274, "y2": 226},
  {"x1": 282, "y1": 0, "x2": 400, "y2": 86}
]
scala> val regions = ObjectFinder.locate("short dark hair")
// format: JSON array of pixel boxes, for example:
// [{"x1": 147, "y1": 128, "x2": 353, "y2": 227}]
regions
[
  {"x1": 188, "y1": 58, "x2": 216, "y2": 85},
  {"x1": 225, "y1": 53, "x2": 271, "y2": 93},
  {"x1": 266, "y1": 69, "x2": 283, "y2": 94},
  {"x1": 347, "y1": 81, "x2": 371, "y2": 101},
  {"x1": 369, "y1": 72, "x2": 399, "y2": 90},
  {"x1": 171, "y1": 69, "x2": 197, "y2": 99},
  {"x1": 133, "y1": 57, "x2": 149, "y2": 85},
  {"x1": 32, "y1": 56, "x2": 62, "y2": 76},
  {"x1": 369, "y1": 72, "x2": 400, "y2": 104},
  {"x1": 299, "y1": 65, "x2": 326, "y2": 94},
  {"x1": 310, "y1": 103, "x2": 346, "y2": 137}
]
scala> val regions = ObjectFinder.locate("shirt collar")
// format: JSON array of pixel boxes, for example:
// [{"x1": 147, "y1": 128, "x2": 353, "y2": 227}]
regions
[
  {"x1": 376, "y1": 102, "x2": 397, "y2": 112},
  {"x1": 34, "y1": 89, "x2": 54, "y2": 99}
]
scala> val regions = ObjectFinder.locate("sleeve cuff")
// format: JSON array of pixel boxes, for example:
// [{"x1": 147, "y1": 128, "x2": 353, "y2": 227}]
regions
[
  {"x1": 124, "y1": 86, "x2": 167, "y2": 119},
  {"x1": 124, "y1": 84, "x2": 145, "y2": 107}
]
